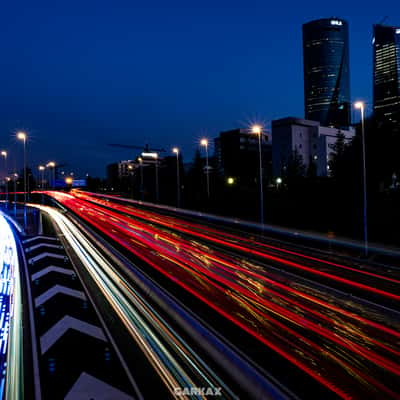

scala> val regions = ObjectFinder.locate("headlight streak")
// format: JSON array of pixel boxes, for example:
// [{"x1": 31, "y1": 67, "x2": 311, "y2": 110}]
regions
[
  {"x1": 71, "y1": 190, "x2": 400, "y2": 258},
  {"x1": 0, "y1": 212, "x2": 23, "y2": 400},
  {"x1": 32, "y1": 205, "x2": 237, "y2": 400},
  {"x1": 70, "y1": 190, "x2": 400, "y2": 285},
  {"x1": 41, "y1": 192, "x2": 400, "y2": 399},
  {"x1": 60, "y1": 191, "x2": 400, "y2": 305},
  {"x1": 98, "y1": 220, "x2": 400, "y2": 368},
  {"x1": 68, "y1": 193, "x2": 400, "y2": 329}
]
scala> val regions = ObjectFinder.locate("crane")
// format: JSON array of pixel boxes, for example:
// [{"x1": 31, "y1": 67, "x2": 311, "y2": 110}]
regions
[
  {"x1": 378, "y1": 16, "x2": 388, "y2": 25},
  {"x1": 108, "y1": 143, "x2": 164, "y2": 202}
]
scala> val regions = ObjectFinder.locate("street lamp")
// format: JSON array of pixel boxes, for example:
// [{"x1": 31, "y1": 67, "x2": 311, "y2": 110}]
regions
[
  {"x1": 38, "y1": 165, "x2": 45, "y2": 189},
  {"x1": 138, "y1": 157, "x2": 144, "y2": 201},
  {"x1": 252, "y1": 124, "x2": 264, "y2": 225},
  {"x1": 47, "y1": 161, "x2": 56, "y2": 189},
  {"x1": 65, "y1": 176, "x2": 73, "y2": 190},
  {"x1": 200, "y1": 139, "x2": 210, "y2": 199},
  {"x1": 154, "y1": 153, "x2": 159, "y2": 202},
  {"x1": 172, "y1": 147, "x2": 181, "y2": 207},
  {"x1": 12, "y1": 173, "x2": 18, "y2": 213},
  {"x1": 1, "y1": 151, "x2": 8, "y2": 207},
  {"x1": 127, "y1": 164, "x2": 134, "y2": 198},
  {"x1": 142, "y1": 152, "x2": 159, "y2": 202},
  {"x1": 355, "y1": 101, "x2": 368, "y2": 256},
  {"x1": 17, "y1": 132, "x2": 27, "y2": 205}
]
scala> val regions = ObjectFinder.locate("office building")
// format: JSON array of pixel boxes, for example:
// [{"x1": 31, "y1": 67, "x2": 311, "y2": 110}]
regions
[
  {"x1": 303, "y1": 18, "x2": 351, "y2": 128},
  {"x1": 373, "y1": 24, "x2": 400, "y2": 127},
  {"x1": 272, "y1": 117, "x2": 355, "y2": 177},
  {"x1": 214, "y1": 128, "x2": 271, "y2": 185}
]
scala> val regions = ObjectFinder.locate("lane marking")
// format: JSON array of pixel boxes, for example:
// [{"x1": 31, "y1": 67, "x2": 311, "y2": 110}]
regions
[
  {"x1": 35, "y1": 285, "x2": 86, "y2": 307},
  {"x1": 31, "y1": 266, "x2": 74, "y2": 281},
  {"x1": 26, "y1": 243, "x2": 63, "y2": 253},
  {"x1": 40, "y1": 315, "x2": 106, "y2": 354},
  {"x1": 28, "y1": 252, "x2": 66, "y2": 264},
  {"x1": 23, "y1": 236, "x2": 58, "y2": 244},
  {"x1": 64, "y1": 372, "x2": 134, "y2": 400}
]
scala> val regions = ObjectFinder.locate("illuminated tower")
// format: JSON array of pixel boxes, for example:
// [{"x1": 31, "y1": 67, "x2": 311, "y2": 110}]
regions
[
  {"x1": 303, "y1": 18, "x2": 351, "y2": 128},
  {"x1": 373, "y1": 24, "x2": 400, "y2": 127}
]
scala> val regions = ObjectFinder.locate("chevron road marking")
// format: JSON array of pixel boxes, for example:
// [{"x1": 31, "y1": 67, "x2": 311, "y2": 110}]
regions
[
  {"x1": 31, "y1": 266, "x2": 75, "y2": 281},
  {"x1": 40, "y1": 315, "x2": 106, "y2": 354},
  {"x1": 35, "y1": 285, "x2": 86, "y2": 307},
  {"x1": 28, "y1": 252, "x2": 66, "y2": 264},
  {"x1": 26, "y1": 243, "x2": 63, "y2": 253},
  {"x1": 23, "y1": 236, "x2": 58, "y2": 244},
  {"x1": 64, "y1": 372, "x2": 134, "y2": 400}
]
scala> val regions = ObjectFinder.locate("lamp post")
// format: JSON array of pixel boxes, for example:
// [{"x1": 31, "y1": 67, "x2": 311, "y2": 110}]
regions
[
  {"x1": 4, "y1": 177, "x2": 10, "y2": 208},
  {"x1": 252, "y1": 125, "x2": 264, "y2": 226},
  {"x1": 154, "y1": 154, "x2": 159, "y2": 202},
  {"x1": 143, "y1": 153, "x2": 160, "y2": 202},
  {"x1": 172, "y1": 147, "x2": 181, "y2": 208},
  {"x1": 13, "y1": 173, "x2": 18, "y2": 214},
  {"x1": 17, "y1": 132, "x2": 27, "y2": 205},
  {"x1": 200, "y1": 139, "x2": 210, "y2": 199},
  {"x1": 127, "y1": 164, "x2": 134, "y2": 198},
  {"x1": 1, "y1": 151, "x2": 8, "y2": 207},
  {"x1": 38, "y1": 165, "x2": 45, "y2": 189},
  {"x1": 355, "y1": 101, "x2": 368, "y2": 257},
  {"x1": 47, "y1": 162, "x2": 56, "y2": 189},
  {"x1": 138, "y1": 157, "x2": 144, "y2": 201},
  {"x1": 65, "y1": 176, "x2": 73, "y2": 190}
]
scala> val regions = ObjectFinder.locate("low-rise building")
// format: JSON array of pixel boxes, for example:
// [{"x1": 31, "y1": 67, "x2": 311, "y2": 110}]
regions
[{"x1": 272, "y1": 117, "x2": 355, "y2": 177}]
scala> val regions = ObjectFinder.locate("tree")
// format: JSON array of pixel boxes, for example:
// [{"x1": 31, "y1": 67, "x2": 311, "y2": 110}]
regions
[
  {"x1": 328, "y1": 133, "x2": 347, "y2": 180},
  {"x1": 185, "y1": 149, "x2": 205, "y2": 207},
  {"x1": 307, "y1": 159, "x2": 317, "y2": 178},
  {"x1": 284, "y1": 149, "x2": 305, "y2": 187}
]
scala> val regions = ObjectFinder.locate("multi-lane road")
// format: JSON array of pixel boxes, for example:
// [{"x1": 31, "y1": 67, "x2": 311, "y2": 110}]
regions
[
  {"x1": 1, "y1": 190, "x2": 400, "y2": 399},
  {"x1": 26, "y1": 189, "x2": 398, "y2": 399}
]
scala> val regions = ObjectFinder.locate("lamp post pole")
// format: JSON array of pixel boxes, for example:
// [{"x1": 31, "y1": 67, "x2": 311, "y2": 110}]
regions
[
  {"x1": 128, "y1": 165, "x2": 134, "y2": 198},
  {"x1": 154, "y1": 154, "x2": 159, "y2": 202},
  {"x1": 38, "y1": 166, "x2": 45, "y2": 189},
  {"x1": 252, "y1": 125, "x2": 264, "y2": 226},
  {"x1": 201, "y1": 139, "x2": 210, "y2": 199},
  {"x1": 138, "y1": 157, "x2": 144, "y2": 201},
  {"x1": 1, "y1": 151, "x2": 8, "y2": 207},
  {"x1": 355, "y1": 102, "x2": 368, "y2": 257},
  {"x1": 172, "y1": 148, "x2": 181, "y2": 208},
  {"x1": 17, "y1": 132, "x2": 27, "y2": 206},
  {"x1": 13, "y1": 173, "x2": 17, "y2": 215},
  {"x1": 47, "y1": 162, "x2": 56, "y2": 189}
]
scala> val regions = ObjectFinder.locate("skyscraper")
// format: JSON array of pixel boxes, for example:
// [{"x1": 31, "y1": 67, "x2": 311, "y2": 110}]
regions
[
  {"x1": 303, "y1": 18, "x2": 351, "y2": 128},
  {"x1": 373, "y1": 24, "x2": 400, "y2": 127}
]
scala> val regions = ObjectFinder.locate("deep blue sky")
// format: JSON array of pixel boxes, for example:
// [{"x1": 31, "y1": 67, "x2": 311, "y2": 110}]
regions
[{"x1": 1, "y1": 0, "x2": 399, "y2": 177}]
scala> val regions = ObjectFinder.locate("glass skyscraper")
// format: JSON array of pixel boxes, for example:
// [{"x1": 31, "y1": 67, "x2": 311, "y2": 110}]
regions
[
  {"x1": 373, "y1": 24, "x2": 400, "y2": 127},
  {"x1": 303, "y1": 18, "x2": 351, "y2": 128}
]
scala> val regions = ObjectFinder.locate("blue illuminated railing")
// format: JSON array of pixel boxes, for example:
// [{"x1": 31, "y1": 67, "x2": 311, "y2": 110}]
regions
[{"x1": 0, "y1": 212, "x2": 23, "y2": 400}]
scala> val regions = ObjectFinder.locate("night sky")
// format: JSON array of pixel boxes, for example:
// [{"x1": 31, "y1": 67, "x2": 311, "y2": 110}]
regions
[{"x1": 1, "y1": 0, "x2": 399, "y2": 177}]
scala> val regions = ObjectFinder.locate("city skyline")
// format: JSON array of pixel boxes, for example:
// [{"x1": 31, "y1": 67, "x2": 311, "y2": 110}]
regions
[
  {"x1": 1, "y1": 1, "x2": 399, "y2": 177},
  {"x1": 1, "y1": 4, "x2": 400, "y2": 399}
]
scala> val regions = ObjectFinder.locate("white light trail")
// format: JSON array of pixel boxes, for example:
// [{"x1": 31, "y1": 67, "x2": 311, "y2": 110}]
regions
[{"x1": 31, "y1": 204, "x2": 235, "y2": 399}]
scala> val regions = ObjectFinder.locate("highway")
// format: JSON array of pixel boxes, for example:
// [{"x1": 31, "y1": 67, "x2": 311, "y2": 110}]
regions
[
  {"x1": 34, "y1": 190, "x2": 400, "y2": 399},
  {"x1": 32, "y1": 204, "x2": 244, "y2": 399}
]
